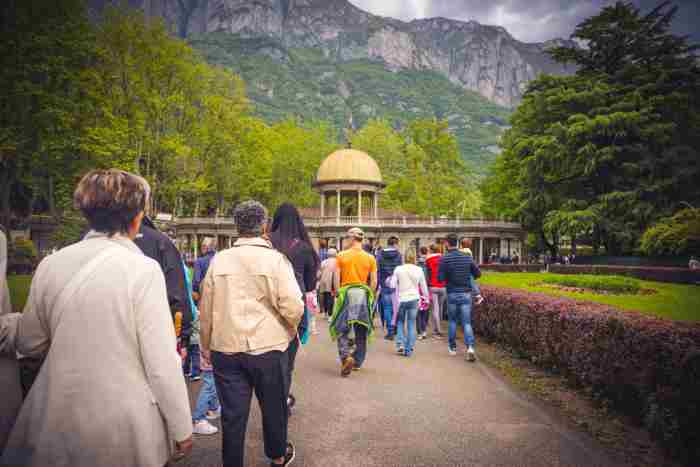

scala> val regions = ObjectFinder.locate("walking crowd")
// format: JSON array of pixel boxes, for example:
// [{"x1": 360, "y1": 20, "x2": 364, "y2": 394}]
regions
[{"x1": 0, "y1": 168, "x2": 483, "y2": 467}]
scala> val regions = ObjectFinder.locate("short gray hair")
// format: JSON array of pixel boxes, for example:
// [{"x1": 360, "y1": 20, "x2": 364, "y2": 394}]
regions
[{"x1": 234, "y1": 200, "x2": 268, "y2": 236}]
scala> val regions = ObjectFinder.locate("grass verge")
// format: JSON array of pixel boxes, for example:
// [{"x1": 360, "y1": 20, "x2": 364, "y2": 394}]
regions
[
  {"x1": 7, "y1": 274, "x2": 31, "y2": 313},
  {"x1": 480, "y1": 272, "x2": 700, "y2": 322}
]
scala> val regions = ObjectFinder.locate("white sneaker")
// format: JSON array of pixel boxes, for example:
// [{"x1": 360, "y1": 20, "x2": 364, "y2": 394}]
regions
[
  {"x1": 206, "y1": 408, "x2": 221, "y2": 420},
  {"x1": 193, "y1": 419, "x2": 218, "y2": 435},
  {"x1": 466, "y1": 347, "x2": 476, "y2": 362},
  {"x1": 448, "y1": 348, "x2": 457, "y2": 356}
]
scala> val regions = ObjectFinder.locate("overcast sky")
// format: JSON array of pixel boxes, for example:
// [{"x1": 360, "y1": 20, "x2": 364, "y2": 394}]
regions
[{"x1": 349, "y1": 0, "x2": 700, "y2": 44}]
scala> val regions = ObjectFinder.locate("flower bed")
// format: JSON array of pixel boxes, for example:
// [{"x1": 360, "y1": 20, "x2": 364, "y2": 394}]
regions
[
  {"x1": 539, "y1": 274, "x2": 642, "y2": 294},
  {"x1": 479, "y1": 264, "x2": 543, "y2": 273},
  {"x1": 475, "y1": 285, "x2": 700, "y2": 464},
  {"x1": 549, "y1": 264, "x2": 700, "y2": 285}
]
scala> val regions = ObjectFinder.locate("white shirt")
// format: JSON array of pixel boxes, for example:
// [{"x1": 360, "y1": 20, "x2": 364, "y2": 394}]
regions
[{"x1": 393, "y1": 263, "x2": 429, "y2": 303}]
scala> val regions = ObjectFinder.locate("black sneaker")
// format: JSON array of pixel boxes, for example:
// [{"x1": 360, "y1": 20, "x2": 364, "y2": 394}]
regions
[{"x1": 271, "y1": 441, "x2": 295, "y2": 467}]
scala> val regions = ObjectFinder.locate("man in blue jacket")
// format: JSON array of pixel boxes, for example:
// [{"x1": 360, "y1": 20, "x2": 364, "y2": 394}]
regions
[
  {"x1": 438, "y1": 234, "x2": 481, "y2": 361},
  {"x1": 377, "y1": 236, "x2": 402, "y2": 339}
]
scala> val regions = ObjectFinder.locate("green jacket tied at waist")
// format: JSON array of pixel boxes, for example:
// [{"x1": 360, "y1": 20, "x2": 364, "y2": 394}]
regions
[{"x1": 329, "y1": 284, "x2": 375, "y2": 341}]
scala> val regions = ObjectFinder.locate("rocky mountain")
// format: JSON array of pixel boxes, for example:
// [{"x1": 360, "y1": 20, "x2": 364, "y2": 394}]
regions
[{"x1": 91, "y1": 0, "x2": 574, "y2": 107}]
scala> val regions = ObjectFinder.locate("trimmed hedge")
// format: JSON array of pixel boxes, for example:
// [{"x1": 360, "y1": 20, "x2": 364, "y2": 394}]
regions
[
  {"x1": 480, "y1": 264, "x2": 543, "y2": 273},
  {"x1": 549, "y1": 264, "x2": 700, "y2": 285},
  {"x1": 475, "y1": 285, "x2": 700, "y2": 464}
]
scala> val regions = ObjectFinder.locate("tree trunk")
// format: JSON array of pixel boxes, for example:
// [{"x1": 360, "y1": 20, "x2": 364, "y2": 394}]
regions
[
  {"x1": 592, "y1": 224, "x2": 601, "y2": 255},
  {"x1": 0, "y1": 168, "x2": 11, "y2": 228},
  {"x1": 48, "y1": 175, "x2": 56, "y2": 218}
]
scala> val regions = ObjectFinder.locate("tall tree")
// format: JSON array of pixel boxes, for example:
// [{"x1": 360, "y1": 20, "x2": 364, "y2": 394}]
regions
[
  {"x1": 483, "y1": 1, "x2": 700, "y2": 255},
  {"x1": 0, "y1": 0, "x2": 94, "y2": 224}
]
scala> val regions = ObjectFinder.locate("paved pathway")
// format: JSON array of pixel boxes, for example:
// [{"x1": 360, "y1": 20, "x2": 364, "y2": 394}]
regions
[{"x1": 184, "y1": 319, "x2": 622, "y2": 467}]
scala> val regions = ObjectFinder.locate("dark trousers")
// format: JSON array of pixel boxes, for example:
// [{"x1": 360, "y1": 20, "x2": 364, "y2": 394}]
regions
[
  {"x1": 321, "y1": 291, "x2": 335, "y2": 316},
  {"x1": 182, "y1": 343, "x2": 200, "y2": 377},
  {"x1": 286, "y1": 337, "x2": 299, "y2": 397},
  {"x1": 337, "y1": 324, "x2": 368, "y2": 368},
  {"x1": 416, "y1": 309, "x2": 429, "y2": 335},
  {"x1": 212, "y1": 350, "x2": 289, "y2": 467}
]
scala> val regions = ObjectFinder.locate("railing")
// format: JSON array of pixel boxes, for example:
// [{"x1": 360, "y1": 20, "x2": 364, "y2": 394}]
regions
[
  {"x1": 175, "y1": 216, "x2": 522, "y2": 230},
  {"x1": 176, "y1": 217, "x2": 236, "y2": 225}
]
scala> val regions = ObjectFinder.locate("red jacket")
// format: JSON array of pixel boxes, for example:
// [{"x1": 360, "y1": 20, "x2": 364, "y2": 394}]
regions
[{"x1": 425, "y1": 254, "x2": 446, "y2": 288}]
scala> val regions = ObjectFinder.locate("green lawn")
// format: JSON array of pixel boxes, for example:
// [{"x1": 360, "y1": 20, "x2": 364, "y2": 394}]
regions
[
  {"x1": 7, "y1": 274, "x2": 31, "y2": 313},
  {"x1": 480, "y1": 272, "x2": 700, "y2": 322}
]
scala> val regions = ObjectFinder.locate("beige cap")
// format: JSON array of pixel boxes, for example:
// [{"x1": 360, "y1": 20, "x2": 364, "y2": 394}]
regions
[{"x1": 345, "y1": 227, "x2": 364, "y2": 240}]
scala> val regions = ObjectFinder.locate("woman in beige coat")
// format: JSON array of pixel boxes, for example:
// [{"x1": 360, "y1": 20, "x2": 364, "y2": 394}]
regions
[
  {"x1": 0, "y1": 227, "x2": 22, "y2": 454},
  {"x1": 1, "y1": 170, "x2": 193, "y2": 467}
]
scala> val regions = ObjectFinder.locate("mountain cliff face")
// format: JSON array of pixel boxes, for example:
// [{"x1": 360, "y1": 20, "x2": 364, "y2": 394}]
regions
[{"x1": 92, "y1": 0, "x2": 574, "y2": 107}]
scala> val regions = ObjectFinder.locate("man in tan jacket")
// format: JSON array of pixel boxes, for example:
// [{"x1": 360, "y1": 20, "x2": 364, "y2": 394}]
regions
[{"x1": 200, "y1": 200, "x2": 304, "y2": 467}]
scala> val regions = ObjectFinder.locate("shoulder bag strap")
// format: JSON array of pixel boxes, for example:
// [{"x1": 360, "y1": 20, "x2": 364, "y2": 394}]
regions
[{"x1": 46, "y1": 247, "x2": 122, "y2": 337}]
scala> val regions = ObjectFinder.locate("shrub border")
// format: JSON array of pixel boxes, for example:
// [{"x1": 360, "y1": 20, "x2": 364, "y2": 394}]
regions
[
  {"x1": 475, "y1": 285, "x2": 700, "y2": 464},
  {"x1": 480, "y1": 264, "x2": 543, "y2": 273},
  {"x1": 549, "y1": 264, "x2": 700, "y2": 285}
]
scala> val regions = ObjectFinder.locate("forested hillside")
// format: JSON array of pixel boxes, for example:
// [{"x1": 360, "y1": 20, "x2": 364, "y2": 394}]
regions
[
  {"x1": 189, "y1": 32, "x2": 511, "y2": 174},
  {"x1": 1, "y1": 2, "x2": 480, "y2": 229}
]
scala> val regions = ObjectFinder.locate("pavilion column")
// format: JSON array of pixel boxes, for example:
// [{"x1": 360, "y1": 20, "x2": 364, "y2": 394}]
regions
[
  {"x1": 374, "y1": 192, "x2": 378, "y2": 219},
  {"x1": 479, "y1": 237, "x2": 484, "y2": 264},
  {"x1": 320, "y1": 191, "x2": 325, "y2": 218},
  {"x1": 358, "y1": 190, "x2": 362, "y2": 223},
  {"x1": 336, "y1": 189, "x2": 341, "y2": 224}
]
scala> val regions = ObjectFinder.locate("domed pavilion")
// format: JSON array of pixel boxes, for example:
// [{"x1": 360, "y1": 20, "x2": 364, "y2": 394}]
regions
[
  {"x1": 172, "y1": 148, "x2": 527, "y2": 264},
  {"x1": 313, "y1": 149, "x2": 386, "y2": 223}
]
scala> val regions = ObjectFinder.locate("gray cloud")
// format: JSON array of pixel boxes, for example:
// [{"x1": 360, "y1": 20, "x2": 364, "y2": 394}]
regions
[{"x1": 349, "y1": 0, "x2": 700, "y2": 44}]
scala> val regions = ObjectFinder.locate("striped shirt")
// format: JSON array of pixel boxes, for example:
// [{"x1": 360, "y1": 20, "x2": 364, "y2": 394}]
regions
[{"x1": 437, "y1": 249, "x2": 481, "y2": 295}]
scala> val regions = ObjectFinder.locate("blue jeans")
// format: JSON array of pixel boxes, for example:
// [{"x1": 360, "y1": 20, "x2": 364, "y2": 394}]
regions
[
  {"x1": 470, "y1": 277, "x2": 481, "y2": 296},
  {"x1": 183, "y1": 343, "x2": 201, "y2": 377},
  {"x1": 447, "y1": 293, "x2": 475, "y2": 350},
  {"x1": 192, "y1": 370, "x2": 220, "y2": 422},
  {"x1": 395, "y1": 300, "x2": 419, "y2": 355},
  {"x1": 381, "y1": 288, "x2": 395, "y2": 334}
]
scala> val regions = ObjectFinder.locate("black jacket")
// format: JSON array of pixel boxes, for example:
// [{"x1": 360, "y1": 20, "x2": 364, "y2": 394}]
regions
[
  {"x1": 378, "y1": 248, "x2": 403, "y2": 286},
  {"x1": 134, "y1": 217, "x2": 192, "y2": 342},
  {"x1": 288, "y1": 241, "x2": 319, "y2": 294},
  {"x1": 437, "y1": 249, "x2": 481, "y2": 295}
]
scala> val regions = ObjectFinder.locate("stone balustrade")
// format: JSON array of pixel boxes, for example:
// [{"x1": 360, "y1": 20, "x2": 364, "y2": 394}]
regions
[{"x1": 174, "y1": 216, "x2": 522, "y2": 230}]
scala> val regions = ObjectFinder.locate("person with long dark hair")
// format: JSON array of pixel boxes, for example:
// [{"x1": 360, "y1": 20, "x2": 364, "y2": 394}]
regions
[{"x1": 269, "y1": 203, "x2": 320, "y2": 414}]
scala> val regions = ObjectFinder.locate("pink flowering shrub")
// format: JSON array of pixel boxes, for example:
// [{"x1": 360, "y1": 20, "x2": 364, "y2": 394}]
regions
[
  {"x1": 475, "y1": 285, "x2": 700, "y2": 463},
  {"x1": 548, "y1": 264, "x2": 700, "y2": 285}
]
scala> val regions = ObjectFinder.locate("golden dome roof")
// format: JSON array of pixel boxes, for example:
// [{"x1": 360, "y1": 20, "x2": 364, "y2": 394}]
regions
[{"x1": 315, "y1": 149, "x2": 383, "y2": 186}]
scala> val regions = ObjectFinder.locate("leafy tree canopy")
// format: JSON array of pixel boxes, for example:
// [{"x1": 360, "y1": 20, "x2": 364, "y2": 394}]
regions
[
  {"x1": 1, "y1": 1, "x2": 481, "y2": 227},
  {"x1": 481, "y1": 1, "x2": 700, "y2": 256}
]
